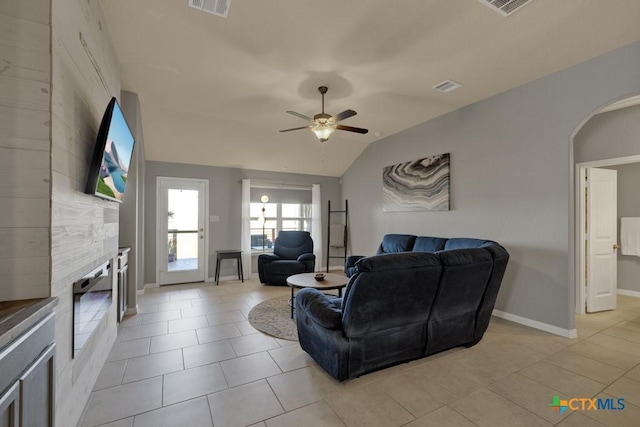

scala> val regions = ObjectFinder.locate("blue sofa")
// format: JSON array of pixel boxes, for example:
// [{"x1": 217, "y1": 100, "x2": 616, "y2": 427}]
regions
[{"x1": 295, "y1": 236, "x2": 508, "y2": 381}]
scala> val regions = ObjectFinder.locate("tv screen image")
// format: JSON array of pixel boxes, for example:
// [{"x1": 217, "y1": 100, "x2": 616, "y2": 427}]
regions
[{"x1": 86, "y1": 97, "x2": 136, "y2": 203}]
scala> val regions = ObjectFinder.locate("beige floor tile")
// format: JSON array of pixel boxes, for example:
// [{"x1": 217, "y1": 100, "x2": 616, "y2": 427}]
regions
[
  {"x1": 95, "y1": 417, "x2": 133, "y2": 427},
  {"x1": 487, "y1": 373, "x2": 569, "y2": 424},
  {"x1": 135, "y1": 303, "x2": 159, "y2": 314},
  {"x1": 220, "y1": 351, "x2": 282, "y2": 387},
  {"x1": 196, "y1": 323, "x2": 243, "y2": 343},
  {"x1": 93, "y1": 360, "x2": 127, "y2": 391},
  {"x1": 582, "y1": 393, "x2": 640, "y2": 426},
  {"x1": 268, "y1": 344, "x2": 315, "y2": 372},
  {"x1": 207, "y1": 379, "x2": 284, "y2": 427},
  {"x1": 183, "y1": 340, "x2": 237, "y2": 369},
  {"x1": 106, "y1": 338, "x2": 150, "y2": 362},
  {"x1": 119, "y1": 322, "x2": 168, "y2": 342},
  {"x1": 602, "y1": 325, "x2": 640, "y2": 344},
  {"x1": 603, "y1": 376, "x2": 640, "y2": 407},
  {"x1": 403, "y1": 406, "x2": 477, "y2": 427},
  {"x1": 149, "y1": 330, "x2": 198, "y2": 353},
  {"x1": 368, "y1": 370, "x2": 457, "y2": 418},
  {"x1": 409, "y1": 355, "x2": 493, "y2": 397},
  {"x1": 141, "y1": 309, "x2": 182, "y2": 325},
  {"x1": 158, "y1": 300, "x2": 193, "y2": 312},
  {"x1": 137, "y1": 293, "x2": 171, "y2": 304},
  {"x1": 206, "y1": 310, "x2": 247, "y2": 326},
  {"x1": 518, "y1": 361, "x2": 606, "y2": 397},
  {"x1": 235, "y1": 320, "x2": 259, "y2": 335},
  {"x1": 122, "y1": 349, "x2": 184, "y2": 383},
  {"x1": 546, "y1": 351, "x2": 626, "y2": 385},
  {"x1": 82, "y1": 377, "x2": 163, "y2": 426},
  {"x1": 119, "y1": 315, "x2": 143, "y2": 328},
  {"x1": 267, "y1": 366, "x2": 340, "y2": 411},
  {"x1": 168, "y1": 316, "x2": 210, "y2": 334},
  {"x1": 133, "y1": 397, "x2": 213, "y2": 427},
  {"x1": 163, "y1": 363, "x2": 228, "y2": 406},
  {"x1": 625, "y1": 364, "x2": 640, "y2": 382},
  {"x1": 449, "y1": 388, "x2": 551, "y2": 427},
  {"x1": 555, "y1": 412, "x2": 606, "y2": 426},
  {"x1": 585, "y1": 333, "x2": 640, "y2": 355},
  {"x1": 229, "y1": 333, "x2": 281, "y2": 356},
  {"x1": 566, "y1": 340, "x2": 640, "y2": 370},
  {"x1": 325, "y1": 382, "x2": 415, "y2": 427},
  {"x1": 171, "y1": 290, "x2": 202, "y2": 301},
  {"x1": 265, "y1": 401, "x2": 346, "y2": 427}
]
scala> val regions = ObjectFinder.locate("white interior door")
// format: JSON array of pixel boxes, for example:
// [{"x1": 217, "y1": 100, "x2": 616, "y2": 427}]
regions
[
  {"x1": 157, "y1": 177, "x2": 208, "y2": 285},
  {"x1": 586, "y1": 168, "x2": 617, "y2": 313}
]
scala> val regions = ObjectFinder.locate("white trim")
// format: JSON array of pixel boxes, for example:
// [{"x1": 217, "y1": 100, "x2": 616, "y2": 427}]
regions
[
  {"x1": 137, "y1": 283, "x2": 158, "y2": 296},
  {"x1": 617, "y1": 289, "x2": 640, "y2": 298},
  {"x1": 125, "y1": 305, "x2": 138, "y2": 315},
  {"x1": 156, "y1": 177, "x2": 209, "y2": 286},
  {"x1": 492, "y1": 309, "x2": 578, "y2": 339},
  {"x1": 206, "y1": 275, "x2": 242, "y2": 283},
  {"x1": 578, "y1": 155, "x2": 640, "y2": 168}
]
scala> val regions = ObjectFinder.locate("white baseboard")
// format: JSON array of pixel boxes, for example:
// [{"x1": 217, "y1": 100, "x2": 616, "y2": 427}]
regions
[
  {"x1": 125, "y1": 305, "x2": 138, "y2": 315},
  {"x1": 492, "y1": 309, "x2": 578, "y2": 339},
  {"x1": 137, "y1": 283, "x2": 158, "y2": 295},
  {"x1": 618, "y1": 289, "x2": 640, "y2": 298},
  {"x1": 206, "y1": 275, "x2": 244, "y2": 283}
]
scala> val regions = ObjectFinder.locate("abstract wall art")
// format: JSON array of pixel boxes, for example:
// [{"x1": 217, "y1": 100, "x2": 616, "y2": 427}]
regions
[{"x1": 382, "y1": 153, "x2": 450, "y2": 212}]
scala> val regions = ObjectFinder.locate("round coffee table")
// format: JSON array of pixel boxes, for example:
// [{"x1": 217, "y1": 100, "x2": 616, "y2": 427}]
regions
[{"x1": 286, "y1": 272, "x2": 349, "y2": 319}]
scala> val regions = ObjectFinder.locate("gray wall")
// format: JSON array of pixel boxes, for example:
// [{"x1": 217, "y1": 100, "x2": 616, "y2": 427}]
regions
[
  {"x1": 119, "y1": 91, "x2": 146, "y2": 303},
  {"x1": 342, "y1": 40, "x2": 640, "y2": 332},
  {"x1": 145, "y1": 162, "x2": 342, "y2": 284}
]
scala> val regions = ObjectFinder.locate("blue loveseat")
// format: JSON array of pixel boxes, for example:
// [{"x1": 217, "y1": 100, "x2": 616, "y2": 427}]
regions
[{"x1": 295, "y1": 235, "x2": 508, "y2": 381}]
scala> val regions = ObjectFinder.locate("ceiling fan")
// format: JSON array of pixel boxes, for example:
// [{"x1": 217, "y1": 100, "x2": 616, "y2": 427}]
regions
[{"x1": 279, "y1": 86, "x2": 369, "y2": 142}]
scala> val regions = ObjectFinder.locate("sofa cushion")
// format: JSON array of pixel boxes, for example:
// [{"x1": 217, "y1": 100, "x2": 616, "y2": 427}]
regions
[
  {"x1": 413, "y1": 236, "x2": 447, "y2": 253},
  {"x1": 263, "y1": 260, "x2": 306, "y2": 276},
  {"x1": 378, "y1": 234, "x2": 417, "y2": 254},
  {"x1": 443, "y1": 238, "x2": 491, "y2": 250}
]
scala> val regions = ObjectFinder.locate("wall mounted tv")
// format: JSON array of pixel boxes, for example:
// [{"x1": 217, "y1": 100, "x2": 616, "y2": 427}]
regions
[{"x1": 85, "y1": 97, "x2": 136, "y2": 203}]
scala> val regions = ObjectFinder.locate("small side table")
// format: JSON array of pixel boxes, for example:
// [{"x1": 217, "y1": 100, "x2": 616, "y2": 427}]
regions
[{"x1": 214, "y1": 250, "x2": 243, "y2": 285}]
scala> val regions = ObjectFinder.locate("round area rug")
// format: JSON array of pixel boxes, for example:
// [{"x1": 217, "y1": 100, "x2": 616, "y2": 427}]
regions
[{"x1": 248, "y1": 295, "x2": 298, "y2": 341}]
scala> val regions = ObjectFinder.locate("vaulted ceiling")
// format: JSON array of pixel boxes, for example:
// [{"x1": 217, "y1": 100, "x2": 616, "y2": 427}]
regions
[{"x1": 100, "y1": 0, "x2": 640, "y2": 177}]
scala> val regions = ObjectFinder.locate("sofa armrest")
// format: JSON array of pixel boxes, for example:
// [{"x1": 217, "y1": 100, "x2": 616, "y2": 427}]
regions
[
  {"x1": 295, "y1": 288, "x2": 342, "y2": 330},
  {"x1": 258, "y1": 253, "x2": 280, "y2": 263},
  {"x1": 345, "y1": 255, "x2": 365, "y2": 268},
  {"x1": 297, "y1": 253, "x2": 315, "y2": 263}
]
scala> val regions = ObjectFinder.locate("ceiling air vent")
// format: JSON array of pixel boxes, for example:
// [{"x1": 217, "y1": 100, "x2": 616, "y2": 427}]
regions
[
  {"x1": 432, "y1": 80, "x2": 463, "y2": 93},
  {"x1": 477, "y1": 0, "x2": 533, "y2": 17},
  {"x1": 188, "y1": 0, "x2": 230, "y2": 18}
]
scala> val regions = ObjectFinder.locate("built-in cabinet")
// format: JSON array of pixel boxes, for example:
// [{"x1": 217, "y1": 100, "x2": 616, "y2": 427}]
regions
[
  {"x1": 0, "y1": 300, "x2": 57, "y2": 427},
  {"x1": 117, "y1": 248, "x2": 131, "y2": 323}
]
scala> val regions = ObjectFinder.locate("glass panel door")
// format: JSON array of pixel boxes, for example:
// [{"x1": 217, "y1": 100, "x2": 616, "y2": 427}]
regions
[{"x1": 158, "y1": 178, "x2": 207, "y2": 285}]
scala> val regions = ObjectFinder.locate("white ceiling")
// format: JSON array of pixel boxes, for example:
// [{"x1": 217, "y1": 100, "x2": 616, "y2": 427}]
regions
[{"x1": 99, "y1": 0, "x2": 640, "y2": 177}]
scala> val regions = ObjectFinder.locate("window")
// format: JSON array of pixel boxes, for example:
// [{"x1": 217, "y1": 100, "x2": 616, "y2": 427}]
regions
[{"x1": 250, "y1": 202, "x2": 311, "y2": 251}]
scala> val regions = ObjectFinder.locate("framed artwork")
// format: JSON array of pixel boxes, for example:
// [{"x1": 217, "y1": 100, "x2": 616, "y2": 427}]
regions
[{"x1": 382, "y1": 153, "x2": 450, "y2": 212}]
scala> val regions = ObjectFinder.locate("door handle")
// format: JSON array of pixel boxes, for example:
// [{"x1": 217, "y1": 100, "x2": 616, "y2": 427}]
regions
[{"x1": 613, "y1": 244, "x2": 621, "y2": 250}]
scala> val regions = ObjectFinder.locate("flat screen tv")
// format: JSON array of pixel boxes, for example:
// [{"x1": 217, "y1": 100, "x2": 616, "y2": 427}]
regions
[{"x1": 85, "y1": 97, "x2": 136, "y2": 203}]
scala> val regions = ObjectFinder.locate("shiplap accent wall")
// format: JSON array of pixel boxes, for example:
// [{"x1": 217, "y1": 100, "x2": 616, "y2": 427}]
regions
[
  {"x1": 51, "y1": 0, "x2": 121, "y2": 425},
  {"x1": 0, "y1": 0, "x2": 52, "y2": 301}
]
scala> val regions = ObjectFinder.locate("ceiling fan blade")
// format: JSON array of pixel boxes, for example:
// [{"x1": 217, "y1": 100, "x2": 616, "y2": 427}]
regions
[
  {"x1": 279, "y1": 126, "x2": 311, "y2": 133},
  {"x1": 336, "y1": 124, "x2": 369, "y2": 134},
  {"x1": 332, "y1": 109, "x2": 357, "y2": 122},
  {"x1": 286, "y1": 111, "x2": 313, "y2": 121}
]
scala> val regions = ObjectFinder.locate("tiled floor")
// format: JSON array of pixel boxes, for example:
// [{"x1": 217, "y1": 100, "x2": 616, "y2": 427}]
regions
[{"x1": 80, "y1": 279, "x2": 640, "y2": 427}]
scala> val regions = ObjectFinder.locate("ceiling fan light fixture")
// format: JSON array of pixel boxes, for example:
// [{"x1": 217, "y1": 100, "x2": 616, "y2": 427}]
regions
[{"x1": 311, "y1": 122, "x2": 336, "y2": 142}]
